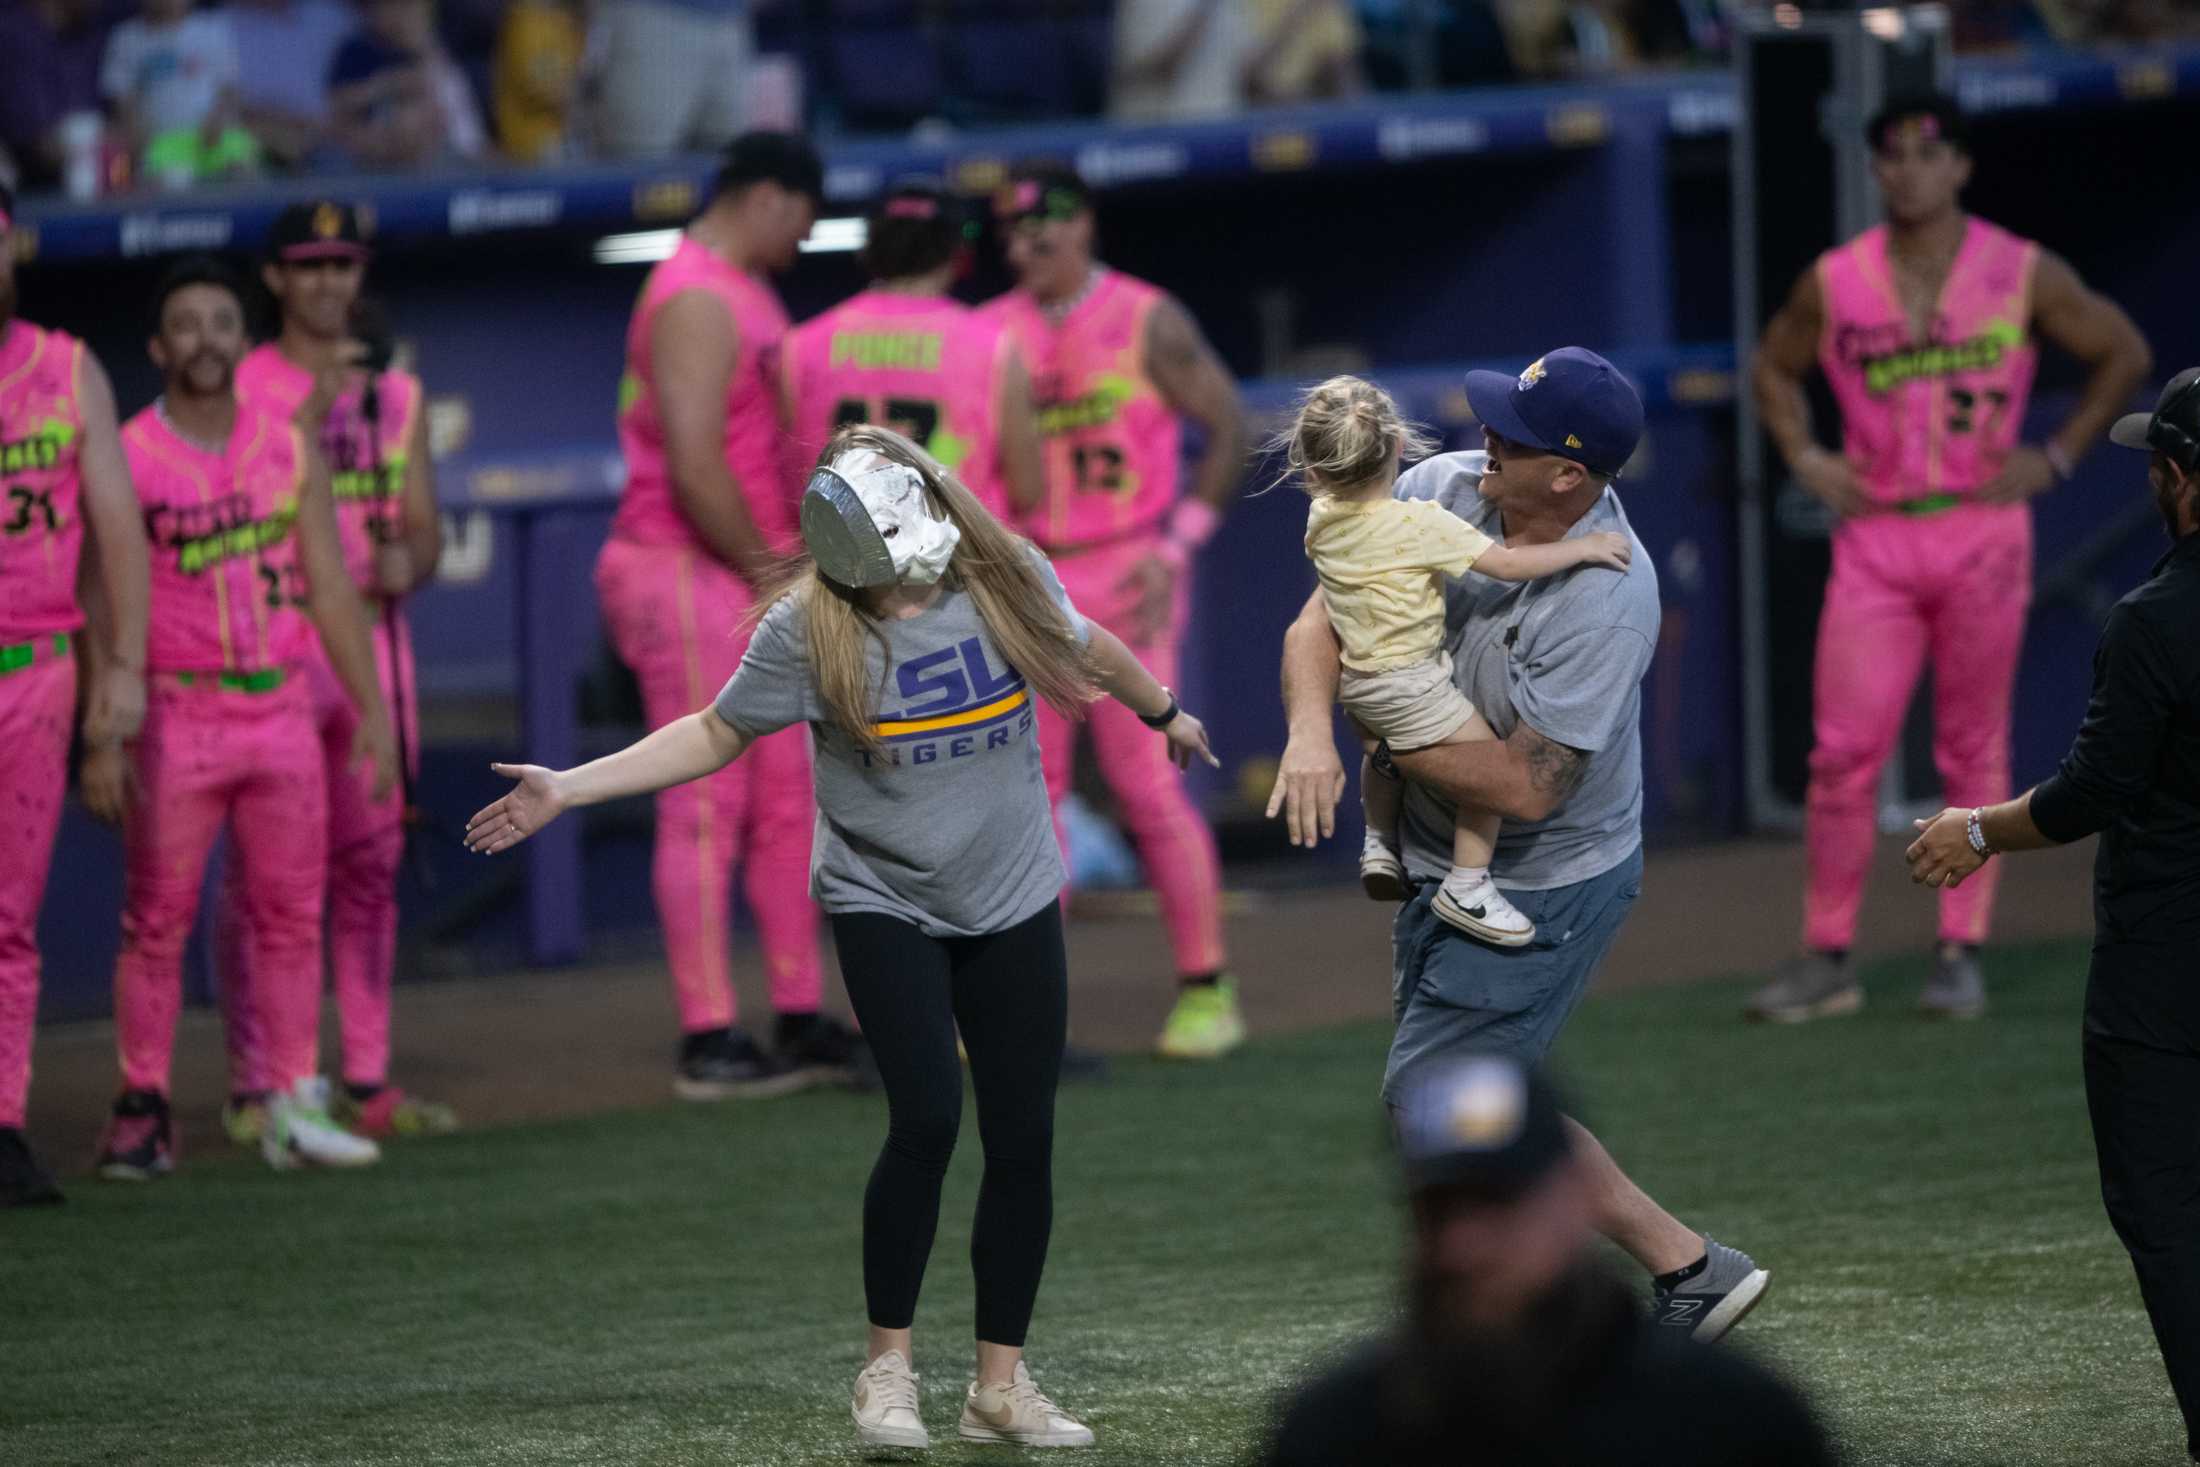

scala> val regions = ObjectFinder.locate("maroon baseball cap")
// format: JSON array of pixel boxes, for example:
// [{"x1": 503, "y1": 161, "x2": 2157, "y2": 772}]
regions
[{"x1": 268, "y1": 200, "x2": 370, "y2": 262}]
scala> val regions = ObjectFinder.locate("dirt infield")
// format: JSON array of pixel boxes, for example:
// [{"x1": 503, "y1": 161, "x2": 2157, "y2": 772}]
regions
[{"x1": 24, "y1": 834, "x2": 2098, "y2": 1166}]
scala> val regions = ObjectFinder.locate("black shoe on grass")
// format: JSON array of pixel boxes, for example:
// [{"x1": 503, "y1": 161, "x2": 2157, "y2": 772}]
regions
[
  {"x1": 0, "y1": 1127, "x2": 63, "y2": 1206},
  {"x1": 674, "y1": 1028, "x2": 812, "y2": 1102}
]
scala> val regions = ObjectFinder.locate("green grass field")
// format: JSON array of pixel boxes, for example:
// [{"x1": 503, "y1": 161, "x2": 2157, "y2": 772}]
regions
[{"x1": 4, "y1": 939, "x2": 2181, "y2": 1466}]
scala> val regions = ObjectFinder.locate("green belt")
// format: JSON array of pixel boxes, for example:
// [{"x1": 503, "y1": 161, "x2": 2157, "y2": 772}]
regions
[
  {"x1": 0, "y1": 633, "x2": 72, "y2": 675},
  {"x1": 172, "y1": 667, "x2": 287, "y2": 694},
  {"x1": 1894, "y1": 493, "x2": 1963, "y2": 518}
]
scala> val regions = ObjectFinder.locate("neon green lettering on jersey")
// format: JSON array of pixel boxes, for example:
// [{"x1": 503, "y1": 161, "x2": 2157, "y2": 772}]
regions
[
  {"x1": 0, "y1": 417, "x2": 77, "y2": 474},
  {"x1": 829, "y1": 330, "x2": 944, "y2": 373}
]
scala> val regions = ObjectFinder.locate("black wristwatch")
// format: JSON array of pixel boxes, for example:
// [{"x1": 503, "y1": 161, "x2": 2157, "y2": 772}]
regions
[{"x1": 1139, "y1": 687, "x2": 1181, "y2": 730}]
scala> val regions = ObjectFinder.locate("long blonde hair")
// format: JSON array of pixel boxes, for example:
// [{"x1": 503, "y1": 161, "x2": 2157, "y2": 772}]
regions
[
  {"x1": 759, "y1": 425, "x2": 1098, "y2": 756},
  {"x1": 1271, "y1": 375, "x2": 1439, "y2": 496}
]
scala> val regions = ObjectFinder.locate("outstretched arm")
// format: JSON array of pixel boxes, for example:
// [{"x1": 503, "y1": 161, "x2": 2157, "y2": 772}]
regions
[
  {"x1": 1086, "y1": 623, "x2": 1218, "y2": 770},
  {"x1": 466, "y1": 708, "x2": 750, "y2": 854}
]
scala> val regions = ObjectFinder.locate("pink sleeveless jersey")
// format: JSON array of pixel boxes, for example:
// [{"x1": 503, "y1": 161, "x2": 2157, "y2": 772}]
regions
[
  {"x1": 985, "y1": 270, "x2": 1181, "y2": 549},
  {"x1": 0, "y1": 320, "x2": 91, "y2": 641},
  {"x1": 124, "y1": 402, "x2": 312, "y2": 674},
  {"x1": 237, "y1": 344, "x2": 424, "y2": 590},
  {"x1": 782, "y1": 290, "x2": 1016, "y2": 517},
  {"x1": 1817, "y1": 218, "x2": 2040, "y2": 506},
  {"x1": 613, "y1": 235, "x2": 795, "y2": 554}
]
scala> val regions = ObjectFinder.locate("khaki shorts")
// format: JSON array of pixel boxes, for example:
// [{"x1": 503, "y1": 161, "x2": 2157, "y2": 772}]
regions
[{"x1": 1339, "y1": 655, "x2": 1477, "y2": 752}]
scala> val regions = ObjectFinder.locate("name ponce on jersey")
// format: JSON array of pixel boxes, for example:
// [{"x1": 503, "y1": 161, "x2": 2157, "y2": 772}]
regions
[{"x1": 829, "y1": 330, "x2": 944, "y2": 372}]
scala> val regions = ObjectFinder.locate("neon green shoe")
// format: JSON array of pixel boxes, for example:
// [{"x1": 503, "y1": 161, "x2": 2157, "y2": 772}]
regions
[
  {"x1": 1156, "y1": 977, "x2": 1245, "y2": 1060},
  {"x1": 221, "y1": 1095, "x2": 268, "y2": 1149},
  {"x1": 336, "y1": 1086, "x2": 460, "y2": 1140}
]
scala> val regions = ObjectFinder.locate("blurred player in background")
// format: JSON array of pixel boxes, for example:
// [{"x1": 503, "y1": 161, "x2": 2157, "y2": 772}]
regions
[
  {"x1": 1749, "y1": 92, "x2": 2149, "y2": 1023},
  {"x1": 599, "y1": 131, "x2": 866, "y2": 1098},
  {"x1": 0, "y1": 183, "x2": 150, "y2": 1207},
  {"x1": 781, "y1": 179, "x2": 1044, "y2": 523},
  {"x1": 89, "y1": 255, "x2": 396, "y2": 1180},
  {"x1": 218, "y1": 199, "x2": 452, "y2": 1144},
  {"x1": 987, "y1": 162, "x2": 1249, "y2": 1060}
]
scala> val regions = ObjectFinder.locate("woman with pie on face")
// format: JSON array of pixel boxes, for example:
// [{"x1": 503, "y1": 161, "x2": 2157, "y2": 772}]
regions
[{"x1": 468, "y1": 425, "x2": 1216, "y2": 1451}]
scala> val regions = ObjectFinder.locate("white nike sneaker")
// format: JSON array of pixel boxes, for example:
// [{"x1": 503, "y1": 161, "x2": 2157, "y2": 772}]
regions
[
  {"x1": 852, "y1": 1349, "x2": 929, "y2": 1450},
  {"x1": 1360, "y1": 831, "x2": 1408, "y2": 902},
  {"x1": 1431, "y1": 870, "x2": 1535, "y2": 948},
  {"x1": 262, "y1": 1077, "x2": 382, "y2": 1171},
  {"x1": 959, "y1": 1361, "x2": 1094, "y2": 1448}
]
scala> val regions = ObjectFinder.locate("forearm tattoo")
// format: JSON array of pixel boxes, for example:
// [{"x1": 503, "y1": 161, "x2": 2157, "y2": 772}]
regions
[{"x1": 1521, "y1": 727, "x2": 1590, "y2": 805}]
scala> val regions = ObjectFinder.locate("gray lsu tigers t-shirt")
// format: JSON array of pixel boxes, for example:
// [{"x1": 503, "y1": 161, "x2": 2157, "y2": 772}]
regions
[
  {"x1": 715, "y1": 554, "x2": 1090, "y2": 938},
  {"x1": 1392, "y1": 450, "x2": 1659, "y2": 890}
]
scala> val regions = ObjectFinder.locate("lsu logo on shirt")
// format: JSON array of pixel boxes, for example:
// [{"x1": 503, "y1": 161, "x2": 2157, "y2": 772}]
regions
[{"x1": 859, "y1": 635, "x2": 1035, "y2": 768}]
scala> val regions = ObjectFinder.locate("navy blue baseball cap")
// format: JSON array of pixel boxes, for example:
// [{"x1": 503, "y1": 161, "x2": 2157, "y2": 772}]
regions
[
  {"x1": 1464, "y1": 347, "x2": 1645, "y2": 478},
  {"x1": 1395, "y1": 1054, "x2": 1571, "y2": 1201}
]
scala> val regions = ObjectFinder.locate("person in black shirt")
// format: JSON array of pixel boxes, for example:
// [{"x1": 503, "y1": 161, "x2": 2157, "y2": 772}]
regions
[
  {"x1": 1909, "y1": 366, "x2": 2200, "y2": 1459},
  {"x1": 1261, "y1": 1054, "x2": 1834, "y2": 1467}
]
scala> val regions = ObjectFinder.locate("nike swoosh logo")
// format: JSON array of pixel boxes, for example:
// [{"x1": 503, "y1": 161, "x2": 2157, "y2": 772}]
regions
[
  {"x1": 854, "y1": 1384, "x2": 869, "y2": 1412},
  {"x1": 973, "y1": 1400, "x2": 1018, "y2": 1430}
]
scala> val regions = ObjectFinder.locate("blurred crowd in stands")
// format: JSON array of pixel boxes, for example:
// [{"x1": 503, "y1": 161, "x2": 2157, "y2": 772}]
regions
[{"x1": 2, "y1": 0, "x2": 2194, "y2": 195}]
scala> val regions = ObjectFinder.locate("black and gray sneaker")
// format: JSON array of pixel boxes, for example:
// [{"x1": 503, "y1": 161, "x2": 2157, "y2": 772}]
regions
[
  {"x1": 1744, "y1": 952, "x2": 1862, "y2": 1024},
  {"x1": 1652, "y1": 1237, "x2": 1770, "y2": 1343},
  {"x1": 773, "y1": 1013, "x2": 881, "y2": 1092},
  {"x1": 1918, "y1": 947, "x2": 1987, "y2": 1020},
  {"x1": 0, "y1": 1127, "x2": 63, "y2": 1207},
  {"x1": 95, "y1": 1089, "x2": 175, "y2": 1182},
  {"x1": 673, "y1": 1028, "x2": 812, "y2": 1102}
]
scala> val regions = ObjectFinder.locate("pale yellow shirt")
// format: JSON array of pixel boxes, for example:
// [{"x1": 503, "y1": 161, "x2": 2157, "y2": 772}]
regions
[{"x1": 1305, "y1": 494, "x2": 1496, "y2": 673}]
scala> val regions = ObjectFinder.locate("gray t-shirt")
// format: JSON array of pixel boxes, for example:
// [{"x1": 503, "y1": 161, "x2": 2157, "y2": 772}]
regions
[
  {"x1": 715, "y1": 556, "x2": 1090, "y2": 938},
  {"x1": 1393, "y1": 451, "x2": 1659, "y2": 890}
]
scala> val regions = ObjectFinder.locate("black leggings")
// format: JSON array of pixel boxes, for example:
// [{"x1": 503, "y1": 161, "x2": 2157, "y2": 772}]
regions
[{"x1": 833, "y1": 902, "x2": 1068, "y2": 1347}]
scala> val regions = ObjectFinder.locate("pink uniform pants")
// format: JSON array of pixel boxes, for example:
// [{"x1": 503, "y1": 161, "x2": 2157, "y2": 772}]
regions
[
  {"x1": 218, "y1": 613, "x2": 418, "y2": 1093},
  {"x1": 595, "y1": 537, "x2": 822, "y2": 1033},
  {"x1": 1804, "y1": 503, "x2": 2033, "y2": 952},
  {"x1": 0, "y1": 654, "x2": 77, "y2": 1129},
  {"x1": 115, "y1": 680, "x2": 328, "y2": 1097},
  {"x1": 1037, "y1": 535, "x2": 1226, "y2": 978}
]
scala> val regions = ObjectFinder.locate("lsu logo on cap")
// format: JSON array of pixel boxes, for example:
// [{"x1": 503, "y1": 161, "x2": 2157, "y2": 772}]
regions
[
  {"x1": 1565, "y1": 433, "x2": 1583, "y2": 449},
  {"x1": 311, "y1": 203, "x2": 343, "y2": 239},
  {"x1": 1518, "y1": 357, "x2": 1548, "y2": 389}
]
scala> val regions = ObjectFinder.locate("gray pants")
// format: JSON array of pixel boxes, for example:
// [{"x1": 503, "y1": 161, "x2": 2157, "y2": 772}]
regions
[{"x1": 1384, "y1": 846, "x2": 1643, "y2": 1102}]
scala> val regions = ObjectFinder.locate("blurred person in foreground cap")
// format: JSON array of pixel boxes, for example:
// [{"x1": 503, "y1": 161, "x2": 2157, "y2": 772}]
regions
[
  {"x1": 207, "y1": 199, "x2": 454, "y2": 1147},
  {"x1": 0, "y1": 179, "x2": 151, "y2": 1207},
  {"x1": 1909, "y1": 367, "x2": 2200, "y2": 1458},
  {"x1": 1274, "y1": 347, "x2": 1773, "y2": 1340},
  {"x1": 1262, "y1": 1055, "x2": 1836, "y2": 1467},
  {"x1": 1748, "y1": 91, "x2": 2150, "y2": 1024}
]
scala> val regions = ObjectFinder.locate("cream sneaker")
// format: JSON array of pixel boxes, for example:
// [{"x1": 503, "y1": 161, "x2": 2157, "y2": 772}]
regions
[
  {"x1": 959, "y1": 1360, "x2": 1094, "y2": 1448},
  {"x1": 852, "y1": 1349, "x2": 929, "y2": 1450}
]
